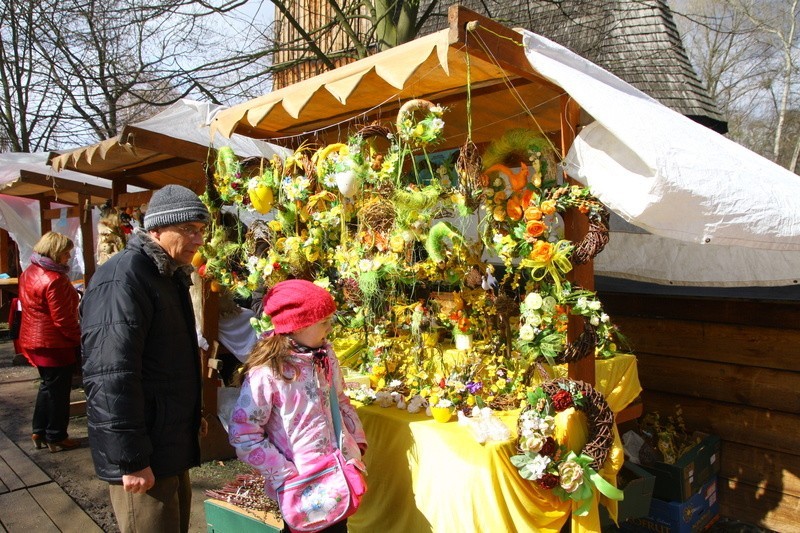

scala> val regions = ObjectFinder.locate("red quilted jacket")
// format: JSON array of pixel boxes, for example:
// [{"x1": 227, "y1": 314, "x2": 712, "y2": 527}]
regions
[{"x1": 18, "y1": 263, "x2": 80, "y2": 366}]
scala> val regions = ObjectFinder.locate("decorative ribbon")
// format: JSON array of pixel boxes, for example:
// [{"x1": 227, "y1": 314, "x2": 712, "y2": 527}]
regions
[
  {"x1": 554, "y1": 451, "x2": 624, "y2": 517},
  {"x1": 520, "y1": 239, "x2": 573, "y2": 293}
]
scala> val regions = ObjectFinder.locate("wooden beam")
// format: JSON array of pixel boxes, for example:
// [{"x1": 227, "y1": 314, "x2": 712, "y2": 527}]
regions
[
  {"x1": 100, "y1": 157, "x2": 194, "y2": 185},
  {"x1": 121, "y1": 126, "x2": 215, "y2": 164},
  {"x1": 447, "y1": 5, "x2": 563, "y2": 95},
  {"x1": 39, "y1": 199, "x2": 52, "y2": 235},
  {"x1": 117, "y1": 190, "x2": 153, "y2": 208},
  {"x1": 42, "y1": 207, "x2": 80, "y2": 220},
  {"x1": 19, "y1": 169, "x2": 112, "y2": 199},
  {"x1": 0, "y1": 230, "x2": 9, "y2": 274},
  {"x1": 560, "y1": 95, "x2": 596, "y2": 385}
]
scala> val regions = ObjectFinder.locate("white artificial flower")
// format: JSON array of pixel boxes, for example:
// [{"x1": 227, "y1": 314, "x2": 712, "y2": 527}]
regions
[
  {"x1": 524, "y1": 292, "x2": 544, "y2": 310},
  {"x1": 523, "y1": 454, "x2": 552, "y2": 480},
  {"x1": 526, "y1": 312, "x2": 543, "y2": 327},
  {"x1": 519, "y1": 324, "x2": 535, "y2": 341}
]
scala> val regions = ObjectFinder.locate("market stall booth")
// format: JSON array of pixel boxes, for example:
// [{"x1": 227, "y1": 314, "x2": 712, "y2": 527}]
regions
[
  {"x1": 200, "y1": 6, "x2": 649, "y2": 531},
  {"x1": 0, "y1": 151, "x2": 116, "y2": 302}
]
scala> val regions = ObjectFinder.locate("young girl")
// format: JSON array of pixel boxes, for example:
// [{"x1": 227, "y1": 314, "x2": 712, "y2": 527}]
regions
[{"x1": 228, "y1": 279, "x2": 368, "y2": 533}]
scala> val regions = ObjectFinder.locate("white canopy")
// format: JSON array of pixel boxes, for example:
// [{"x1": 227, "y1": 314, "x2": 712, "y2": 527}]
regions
[
  {"x1": 131, "y1": 99, "x2": 292, "y2": 160},
  {"x1": 51, "y1": 99, "x2": 292, "y2": 191},
  {"x1": 0, "y1": 152, "x2": 103, "y2": 277},
  {"x1": 523, "y1": 31, "x2": 800, "y2": 287}
]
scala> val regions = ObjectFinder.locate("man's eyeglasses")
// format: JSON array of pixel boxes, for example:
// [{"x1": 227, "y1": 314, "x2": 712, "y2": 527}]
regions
[{"x1": 173, "y1": 224, "x2": 207, "y2": 238}]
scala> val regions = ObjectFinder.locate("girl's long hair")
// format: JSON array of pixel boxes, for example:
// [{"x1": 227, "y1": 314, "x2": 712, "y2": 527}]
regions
[{"x1": 237, "y1": 334, "x2": 299, "y2": 384}]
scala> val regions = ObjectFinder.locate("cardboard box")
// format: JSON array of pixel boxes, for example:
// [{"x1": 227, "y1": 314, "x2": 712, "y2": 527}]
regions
[
  {"x1": 640, "y1": 433, "x2": 720, "y2": 502},
  {"x1": 205, "y1": 499, "x2": 282, "y2": 532},
  {"x1": 620, "y1": 477, "x2": 719, "y2": 533},
  {"x1": 601, "y1": 461, "x2": 656, "y2": 527},
  {"x1": 341, "y1": 368, "x2": 372, "y2": 390}
]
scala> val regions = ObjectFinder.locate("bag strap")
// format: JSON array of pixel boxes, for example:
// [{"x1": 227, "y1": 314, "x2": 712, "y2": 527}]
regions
[{"x1": 329, "y1": 382, "x2": 343, "y2": 449}]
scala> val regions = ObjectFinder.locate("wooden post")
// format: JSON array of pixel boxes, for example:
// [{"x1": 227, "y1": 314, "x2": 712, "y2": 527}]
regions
[
  {"x1": 199, "y1": 277, "x2": 235, "y2": 461},
  {"x1": 39, "y1": 199, "x2": 52, "y2": 235},
  {"x1": 560, "y1": 95, "x2": 596, "y2": 385},
  {"x1": 78, "y1": 193, "x2": 96, "y2": 284},
  {"x1": 0, "y1": 229, "x2": 12, "y2": 319}
]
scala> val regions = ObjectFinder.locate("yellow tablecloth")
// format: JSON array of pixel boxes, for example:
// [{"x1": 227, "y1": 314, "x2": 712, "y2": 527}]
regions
[{"x1": 348, "y1": 354, "x2": 641, "y2": 533}]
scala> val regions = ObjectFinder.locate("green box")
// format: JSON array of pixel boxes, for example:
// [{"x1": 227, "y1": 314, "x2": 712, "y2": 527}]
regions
[
  {"x1": 205, "y1": 499, "x2": 282, "y2": 533},
  {"x1": 600, "y1": 460, "x2": 656, "y2": 527},
  {"x1": 640, "y1": 433, "x2": 721, "y2": 502}
]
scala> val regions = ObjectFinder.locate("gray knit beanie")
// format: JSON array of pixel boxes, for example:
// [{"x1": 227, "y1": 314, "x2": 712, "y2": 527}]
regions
[{"x1": 143, "y1": 184, "x2": 210, "y2": 231}]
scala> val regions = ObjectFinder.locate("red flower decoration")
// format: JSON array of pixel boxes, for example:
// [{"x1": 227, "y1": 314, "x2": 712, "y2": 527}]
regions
[
  {"x1": 537, "y1": 473, "x2": 559, "y2": 490},
  {"x1": 539, "y1": 436, "x2": 557, "y2": 458},
  {"x1": 551, "y1": 389, "x2": 574, "y2": 411}
]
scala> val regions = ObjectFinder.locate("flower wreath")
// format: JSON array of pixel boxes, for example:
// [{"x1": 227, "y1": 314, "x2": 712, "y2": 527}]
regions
[
  {"x1": 510, "y1": 378, "x2": 622, "y2": 515},
  {"x1": 395, "y1": 99, "x2": 446, "y2": 150},
  {"x1": 479, "y1": 130, "x2": 609, "y2": 281},
  {"x1": 516, "y1": 284, "x2": 605, "y2": 367}
]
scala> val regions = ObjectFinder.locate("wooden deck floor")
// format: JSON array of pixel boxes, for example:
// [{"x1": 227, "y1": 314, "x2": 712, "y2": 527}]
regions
[{"x1": 0, "y1": 429, "x2": 100, "y2": 532}]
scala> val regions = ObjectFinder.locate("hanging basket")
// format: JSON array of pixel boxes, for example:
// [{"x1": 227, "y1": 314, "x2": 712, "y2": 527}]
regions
[
  {"x1": 456, "y1": 140, "x2": 484, "y2": 209},
  {"x1": 395, "y1": 99, "x2": 444, "y2": 149}
]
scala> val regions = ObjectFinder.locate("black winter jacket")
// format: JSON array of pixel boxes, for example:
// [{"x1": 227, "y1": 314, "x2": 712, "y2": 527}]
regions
[{"x1": 80, "y1": 230, "x2": 202, "y2": 482}]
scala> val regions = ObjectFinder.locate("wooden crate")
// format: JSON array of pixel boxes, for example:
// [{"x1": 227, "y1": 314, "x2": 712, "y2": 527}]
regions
[{"x1": 204, "y1": 499, "x2": 282, "y2": 532}]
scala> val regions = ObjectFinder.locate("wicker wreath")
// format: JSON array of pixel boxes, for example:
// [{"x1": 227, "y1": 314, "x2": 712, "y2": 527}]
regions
[
  {"x1": 396, "y1": 99, "x2": 436, "y2": 134},
  {"x1": 512, "y1": 378, "x2": 614, "y2": 487},
  {"x1": 395, "y1": 99, "x2": 444, "y2": 149},
  {"x1": 517, "y1": 289, "x2": 602, "y2": 375},
  {"x1": 560, "y1": 318, "x2": 599, "y2": 364},
  {"x1": 546, "y1": 186, "x2": 610, "y2": 265}
]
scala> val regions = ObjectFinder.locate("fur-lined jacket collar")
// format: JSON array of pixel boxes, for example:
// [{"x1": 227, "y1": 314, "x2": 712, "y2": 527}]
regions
[{"x1": 131, "y1": 227, "x2": 194, "y2": 285}]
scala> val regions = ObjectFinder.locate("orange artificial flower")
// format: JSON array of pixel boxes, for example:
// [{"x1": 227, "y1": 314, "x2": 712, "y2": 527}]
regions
[
  {"x1": 507, "y1": 196, "x2": 524, "y2": 221},
  {"x1": 529, "y1": 240, "x2": 554, "y2": 262},
  {"x1": 521, "y1": 189, "x2": 535, "y2": 210},
  {"x1": 540, "y1": 200, "x2": 557, "y2": 216},
  {"x1": 525, "y1": 220, "x2": 547, "y2": 238},
  {"x1": 524, "y1": 205, "x2": 543, "y2": 221}
]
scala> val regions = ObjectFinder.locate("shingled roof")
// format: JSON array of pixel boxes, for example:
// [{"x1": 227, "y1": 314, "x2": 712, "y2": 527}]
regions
[{"x1": 420, "y1": 0, "x2": 727, "y2": 133}]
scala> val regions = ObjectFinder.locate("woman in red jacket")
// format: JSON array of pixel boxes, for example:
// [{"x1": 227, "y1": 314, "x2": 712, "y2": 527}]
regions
[{"x1": 18, "y1": 232, "x2": 81, "y2": 452}]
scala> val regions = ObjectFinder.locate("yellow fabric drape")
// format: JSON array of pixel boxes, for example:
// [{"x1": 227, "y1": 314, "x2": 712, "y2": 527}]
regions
[{"x1": 347, "y1": 354, "x2": 640, "y2": 532}]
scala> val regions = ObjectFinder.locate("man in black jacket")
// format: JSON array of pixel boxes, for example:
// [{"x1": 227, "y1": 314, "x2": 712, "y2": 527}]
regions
[{"x1": 81, "y1": 184, "x2": 210, "y2": 532}]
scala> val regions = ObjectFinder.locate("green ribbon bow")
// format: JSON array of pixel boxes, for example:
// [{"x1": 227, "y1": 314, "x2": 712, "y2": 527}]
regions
[{"x1": 553, "y1": 451, "x2": 624, "y2": 516}]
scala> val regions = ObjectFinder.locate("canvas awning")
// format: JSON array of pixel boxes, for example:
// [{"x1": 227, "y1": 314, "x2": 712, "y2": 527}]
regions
[
  {"x1": 0, "y1": 152, "x2": 115, "y2": 206},
  {"x1": 212, "y1": 25, "x2": 571, "y2": 150},
  {"x1": 519, "y1": 31, "x2": 800, "y2": 286},
  {"x1": 50, "y1": 99, "x2": 292, "y2": 193}
]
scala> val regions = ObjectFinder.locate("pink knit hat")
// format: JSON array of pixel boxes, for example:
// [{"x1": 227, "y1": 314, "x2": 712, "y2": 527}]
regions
[{"x1": 263, "y1": 280, "x2": 337, "y2": 334}]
